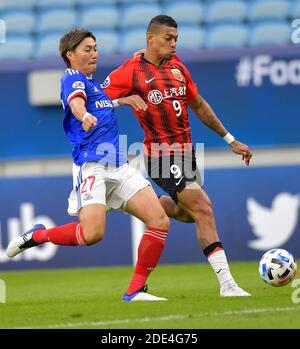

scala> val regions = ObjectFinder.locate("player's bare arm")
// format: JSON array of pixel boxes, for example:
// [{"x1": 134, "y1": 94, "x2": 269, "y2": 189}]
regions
[
  {"x1": 188, "y1": 95, "x2": 252, "y2": 166},
  {"x1": 69, "y1": 96, "x2": 97, "y2": 132},
  {"x1": 117, "y1": 95, "x2": 148, "y2": 112}
]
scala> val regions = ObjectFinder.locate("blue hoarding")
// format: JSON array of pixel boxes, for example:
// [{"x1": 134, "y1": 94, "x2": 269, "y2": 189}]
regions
[{"x1": 0, "y1": 164, "x2": 299, "y2": 270}]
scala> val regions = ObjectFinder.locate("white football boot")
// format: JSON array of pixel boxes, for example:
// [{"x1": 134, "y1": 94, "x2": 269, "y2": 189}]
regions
[
  {"x1": 7, "y1": 224, "x2": 45, "y2": 258},
  {"x1": 220, "y1": 280, "x2": 251, "y2": 297},
  {"x1": 122, "y1": 285, "x2": 167, "y2": 302}
]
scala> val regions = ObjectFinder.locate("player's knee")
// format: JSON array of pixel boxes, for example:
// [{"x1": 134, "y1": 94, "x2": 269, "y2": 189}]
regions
[
  {"x1": 82, "y1": 225, "x2": 105, "y2": 246},
  {"x1": 155, "y1": 212, "x2": 170, "y2": 231}
]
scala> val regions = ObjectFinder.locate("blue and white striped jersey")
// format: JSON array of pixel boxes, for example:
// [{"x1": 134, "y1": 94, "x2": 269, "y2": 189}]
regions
[{"x1": 60, "y1": 69, "x2": 126, "y2": 167}]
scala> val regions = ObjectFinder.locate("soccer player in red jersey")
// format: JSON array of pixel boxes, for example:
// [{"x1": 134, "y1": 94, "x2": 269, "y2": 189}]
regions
[{"x1": 103, "y1": 15, "x2": 253, "y2": 296}]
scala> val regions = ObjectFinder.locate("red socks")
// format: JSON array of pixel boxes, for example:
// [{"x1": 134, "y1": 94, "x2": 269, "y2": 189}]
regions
[
  {"x1": 126, "y1": 226, "x2": 168, "y2": 295},
  {"x1": 32, "y1": 222, "x2": 86, "y2": 246},
  {"x1": 33, "y1": 223, "x2": 169, "y2": 295}
]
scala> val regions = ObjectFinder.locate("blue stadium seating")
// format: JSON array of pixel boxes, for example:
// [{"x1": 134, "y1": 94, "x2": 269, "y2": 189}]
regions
[
  {"x1": 80, "y1": 6, "x2": 119, "y2": 30},
  {"x1": 250, "y1": 21, "x2": 291, "y2": 46},
  {"x1": 120, "y1": 4, "x2": 161, "y2": 28},
  {"x1": 94, "y1": 30, "x2": 119, "y2": 54},
  {"x1": 165, "y1": 2, "x2": 204, "y2": 25},
  {"x1": 1, "y1": 0, "x2": 36, "y2": 10},
  {"x1": 35, "y1": 33, "x2": 61, "y2": 58},
  {"x1": 77, "y1": 0, "x2": 118, "y2": 5},
  {"x1": 176, "y1": 26, "x2": 204, "y2": 50},
  {"x1": 120, "y1": 28, "x2": 146, "y2": 52},
  {"x1": 0, "y1": 35, "x2": 33, "y2": 59},
  {"x1": 119, "y1": 0, "x2": 158, "y2": 3},
  {"x1": 0, "y1": 0, "x2": 298, "y2": 61},
  {"x1": 37, "y1": 9, "x2": 77, "y2": 33},
  {"x1": 249, "y1": 0, "x2": 290, "y2": 21},
  {"x1": 2, "y1": 11, "x2": 35, "y2": 35},
  {"x1": 36, "y1": 0, "x2": 76, "y2": 8},
  {"x1": 205, "y1": 0, "x2": 247, "y2": 23},
  {"x1": 291, "y1": 0, "x2": 300, "y2": 17},
  {"x1": 206, "y1": 24, "x2": 248, "y2": 48}
]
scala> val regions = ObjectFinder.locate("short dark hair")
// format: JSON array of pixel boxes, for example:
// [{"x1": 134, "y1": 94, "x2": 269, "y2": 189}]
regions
[
  {"x1": 59, "y1": 28, "x2": 96, "y2": 68},
  {"x1": 147, "y1": 15, "x2": 177, "y2": 32}
]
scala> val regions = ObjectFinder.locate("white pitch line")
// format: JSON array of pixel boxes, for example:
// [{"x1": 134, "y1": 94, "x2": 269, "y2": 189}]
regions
[{"x1": 15, "y1": 305, "x2": 300, "y2": 329}]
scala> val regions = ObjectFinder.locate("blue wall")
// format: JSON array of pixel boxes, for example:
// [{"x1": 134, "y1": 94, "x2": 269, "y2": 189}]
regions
[
  {"x1": 0, "y1": 165, "x2": 299, "y2": 270},
  {"x1": 0, "y1": 46, "x2": 299, "y2": 160}
]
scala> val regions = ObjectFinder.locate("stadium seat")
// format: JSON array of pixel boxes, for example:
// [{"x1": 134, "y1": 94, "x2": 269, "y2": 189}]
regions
[
  {"x1": 37, "y1": 9, "x2": 77, "y2": 33},
  {"x1": 291, "y1": 0, "x2": 300, "y2": 17},
  {"x1": 36, "y1": 0, "x2": 76, "y2": 8},
  {"x1": 204, "y1": 0, "x2": 247, "y2": 23},
  {"x1": 121, "y1": 4, "x2": 161, "y2": 28},
  {"x1": 250, "y1": 22, "x2": 291, "y2": 46},
  {"x1": 80, "y1": 6, "x2": 119, "y2": 30},
  {"x1": 77, "y1": 0, "x2": 118, "y2": 5},
  {"x1": 164, "y1": 2, "x2": 204, "y2": 25},
  {"x1": 1, "y1": 0, "x2": 36, "y2": 10},
  {"x1": 176, "y1": 26, "x2": 204, "y2": 50},
  {"x1": 249, "y1": 0, "x2": 290, "y2": 21},
  {"x1": 34, "y1": 33, "x2": 61, "y2": 58},
  {"x1": 93, "y1": 30, "x2": 119, "y2": 54},
  {"x1": 2, "y1": 11, "x2": 35, "y2": 35},
  {"x1": 119, "y1": 29, "x2": 146, "y2": 52},
  {"x1": 0, "y1": 35, "x2": 33, "y2": 60},
  {"x1": 206, "y1": 24, "x2": 248, "y2": 48},
  {"x1": 119, "y1": 0, "x2": 158, "y2": 3}
]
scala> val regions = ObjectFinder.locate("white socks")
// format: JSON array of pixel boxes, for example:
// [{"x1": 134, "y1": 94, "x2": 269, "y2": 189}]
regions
[{"x1": 207, "y1": 249, "x2": 234, "y2": 286}]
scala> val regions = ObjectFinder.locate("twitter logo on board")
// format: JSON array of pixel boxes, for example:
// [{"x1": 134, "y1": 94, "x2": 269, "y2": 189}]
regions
[{"x1": 247, "y1": 192, "x2": 299, "y2": 250}]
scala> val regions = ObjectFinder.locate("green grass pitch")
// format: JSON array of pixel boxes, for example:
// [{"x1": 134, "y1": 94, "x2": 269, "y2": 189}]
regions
[{"x1": 0, "y1": 262, "x2": 299, "y2": 329}]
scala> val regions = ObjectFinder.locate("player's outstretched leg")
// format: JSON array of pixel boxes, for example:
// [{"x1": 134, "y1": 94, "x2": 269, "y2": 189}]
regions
[
  {"x1": 176, "y1": 184, "x2": 251, "y2": 297},
  {"x1": 6, "y1": 222, "x2": 88, "y2": 258},
  {"x1": 123, "y1": 186, "x2": 170, "y2": 302},
  {"x1": 7, "y1": 204, "x2": 107, "y2": 258},
  {"x1": 7, "y1": 224, "x2": 46, "y2": 258},
  {"x1": 206, "y1": 245, "x2": 250, "y2": 297}
]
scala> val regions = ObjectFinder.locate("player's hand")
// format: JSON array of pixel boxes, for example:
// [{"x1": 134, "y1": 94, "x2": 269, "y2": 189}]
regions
[
  {"x1": 82, "y1": 113, "x2": 97, "y2": 132},
  {"x1": 230, "y1": 140, "x2": 252, "y2": 166},
  {"x1": 133, "y1": 48, "x2": 146, "y2": 58},
  {"x1": 118, "y1": 95, "x2": 148, "y2": 111}
]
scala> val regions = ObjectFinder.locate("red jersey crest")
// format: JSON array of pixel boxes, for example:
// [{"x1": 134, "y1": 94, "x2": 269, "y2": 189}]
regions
[{"x1": 171, "y1": 68, "x2": 183, "y2": 81}]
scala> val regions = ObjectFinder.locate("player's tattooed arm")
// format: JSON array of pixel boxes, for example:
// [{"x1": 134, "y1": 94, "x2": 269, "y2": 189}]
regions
[
  {"x1": 188, "y1": 95, "x2": 228, "y2": 137},
  {"x1": 189, "y1": 95, "x2": 252, "y2": 166}
]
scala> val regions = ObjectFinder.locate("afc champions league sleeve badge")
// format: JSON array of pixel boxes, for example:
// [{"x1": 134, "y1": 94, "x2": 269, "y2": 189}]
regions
[
  {"x1": 171, "y1": 68, "x2": 183, "y2": 82},
  {"x1": 100, "y1": 76, "x2": 110, "y2": 89}
]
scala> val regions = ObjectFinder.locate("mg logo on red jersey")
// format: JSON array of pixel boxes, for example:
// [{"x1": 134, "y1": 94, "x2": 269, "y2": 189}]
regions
[{"x1": 148, "y1": 90, "x2": 163, "y2": 105}]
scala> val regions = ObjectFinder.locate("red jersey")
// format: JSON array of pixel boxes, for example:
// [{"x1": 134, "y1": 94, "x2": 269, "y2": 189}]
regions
[{"x1": 102, "y1": 54, "x2": 199, "y2": 156}]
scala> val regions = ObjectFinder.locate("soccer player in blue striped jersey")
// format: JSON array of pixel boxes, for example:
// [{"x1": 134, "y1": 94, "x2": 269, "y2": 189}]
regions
[
  {"x1": 60, "y1": 67, "x2": 126, "y2": 167},
  {"x1": 7, "y1": 29, "x2": 170, "y2": 302}
]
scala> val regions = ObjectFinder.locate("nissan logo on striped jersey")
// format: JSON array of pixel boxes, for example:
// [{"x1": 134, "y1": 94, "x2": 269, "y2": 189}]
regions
[{"x1": 147, "y1": 90, "x2": 163, "y2": 105}]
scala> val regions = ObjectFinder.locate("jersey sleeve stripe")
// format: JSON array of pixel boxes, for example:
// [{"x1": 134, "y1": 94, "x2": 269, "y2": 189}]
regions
[{"x1": 67, "y1": 90, "x2": 87, "y2": 104}]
